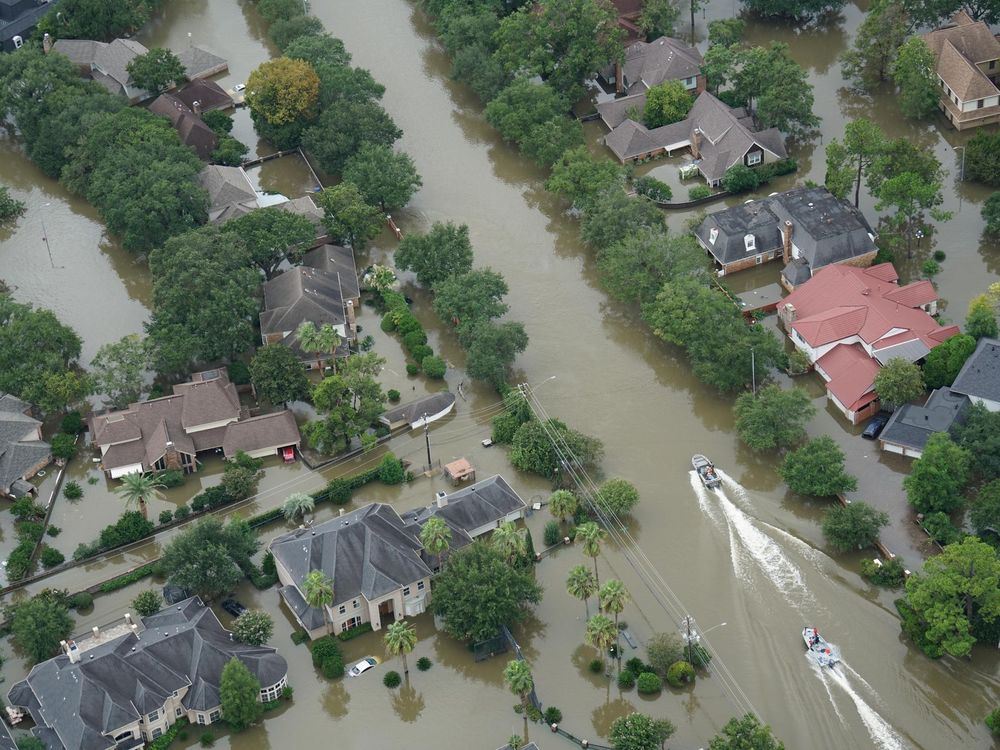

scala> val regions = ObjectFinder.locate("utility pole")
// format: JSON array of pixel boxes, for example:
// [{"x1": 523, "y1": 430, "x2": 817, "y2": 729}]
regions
[
  {"x1": 751, "y1": 349, "x2": 756, "y2": 395},
  {"x1": 682, "y1": 615, "x2": 698, "y2": 664},
  {"x1": 423, "y1": 412, "x2": 432, "y2": 469}
]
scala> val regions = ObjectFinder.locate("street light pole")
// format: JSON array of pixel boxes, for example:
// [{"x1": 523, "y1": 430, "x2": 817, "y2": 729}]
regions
[
  {"x1": 751, "y1": 349, "x2": 756, "y2": 395},
  {"x1": 955, "y1": 145, "x2": 966, "y2": 181},
  {"x1": 423, "y1": 413, "x2": 432, "y2": 469}
]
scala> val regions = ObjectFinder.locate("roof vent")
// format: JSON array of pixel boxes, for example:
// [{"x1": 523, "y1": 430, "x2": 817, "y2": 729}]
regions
[
  {"x1": 861, "y1": 288, "x2": 871, "y2": 296},
  {"x1": 807, "y1": 202, "x2": 814, "y2": 208}
]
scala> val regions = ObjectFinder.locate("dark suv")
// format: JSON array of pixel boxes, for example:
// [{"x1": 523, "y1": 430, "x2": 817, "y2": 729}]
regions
[
  {"x1": 862, "y1": 412, "x2": 890, "y2": 440},
  {"x1": 221, "y1": 598, "x2": 248, "y2": 617}
]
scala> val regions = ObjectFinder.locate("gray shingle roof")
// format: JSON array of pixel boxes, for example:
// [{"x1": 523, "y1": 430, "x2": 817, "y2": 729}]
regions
[
  {"x1": 950, "y1": 337, "x2": 1000, "y2": 402},
  {"x1": 175, "y1": 45, "x2": 228, "y2": 80},
  {"x1": 7, "y1": 598, "x2": 287, "y2": 750},
  {"x1": 621, "y1": 36, "x2": 703, "y2": 91},
  {"x1": 259, "y1": 266, "x2": 349, "y2": 358},
  {"x1": 0, "y1": 394, "x2": 49, "y2": 496},
  {"x1": 197, "y1": 165, "x2": 258, "y2": 224},
  {"x1": 880, "y1": 387, "x2": 970, "y2": 452},
  {"x1": 302, "y1": 244, "x2": 361, "y2": 301},
  {"x1": 380, "y1": 391, "x2": 456, "y2": 428}
]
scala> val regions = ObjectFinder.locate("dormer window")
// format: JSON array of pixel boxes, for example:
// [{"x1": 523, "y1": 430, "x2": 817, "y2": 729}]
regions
[
  {"x1": 709, "y1": 227, "x2": 719, "y2": 245},
  {"x1": 744, "y1": 234, "x2": 756, "y2": 253}
]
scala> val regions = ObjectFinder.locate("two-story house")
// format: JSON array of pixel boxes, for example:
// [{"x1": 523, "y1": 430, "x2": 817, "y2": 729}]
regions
[
  {"x1": 923, "y1": 11, "x2": 1000, "y2": 129},
  {"x1": 778, "y1": 264, "x2": 960, "y2": 424},
  {"x1": 88, "y1": 369, "x2": 300, "y2": 479},
  {"x1": 271, "y1": 475, "x2": 528, "y2": 640},
  {"x1": 600, "y1": 36, "x2": 705, "y2": 95},
  {"x1": 7, "y1": 597, "x2": 288, "y2": 750},
  {"x1": 0, "y1": 393, "x2": 51, "y2": 499}
]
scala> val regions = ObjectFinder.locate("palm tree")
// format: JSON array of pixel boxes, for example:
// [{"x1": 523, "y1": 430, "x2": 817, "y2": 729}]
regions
[
  {"x1": 585, "y1": 614, "x2": 617, "y2": 674},
  {"x1": 384, "y1": 620, "x2": 418, "y2": 675},
  {"x1": 297, "y1": 321, "x2": 343, "y2": 373},
  {"x1": 549, "y1": 489, "x2": 578, "y2": 529},
  {"x1": 503, "y1": 659, "x2": 534, "y2": 714},
  {"x1": 116, "y1": 473, "x2": 165, "y2": 512},
  {"x1": 599, "y1": 579, "x2": 629, "y2": 673},
  {"x1": 567, "y1": 564, "x2": 598, "y2": 617},
  {"x1": 491, "y1": 521, "x2": 526, "y2": 565},
  {"x1": 419, "y1": 517, "x2": 451, "y2": 571},
  {"x1": 303, "y1": 570, "x2": 334, "y2": 635},
  {"x1": 282, "y1": 492, "x2": 315, "y2": 522},
  {"x1": 576, "y1": 521, "x2": 606, "y2": 606}
]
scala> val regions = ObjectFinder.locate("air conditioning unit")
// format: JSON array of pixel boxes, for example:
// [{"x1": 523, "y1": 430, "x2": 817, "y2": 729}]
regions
[{"x1": 12, "y1": 36, "x2": 24, "y2": 49}]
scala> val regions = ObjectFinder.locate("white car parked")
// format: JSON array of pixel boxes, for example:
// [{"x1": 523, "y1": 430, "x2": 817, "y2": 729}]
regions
[{"x1": 348, "y1": 657, "x2": 380, "y2": 677}]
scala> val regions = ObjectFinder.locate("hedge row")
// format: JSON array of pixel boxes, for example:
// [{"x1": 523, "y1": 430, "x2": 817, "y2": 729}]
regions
[
  {"x1": 99, "y1": 563, "x2": 157, "y2": 593},
  {"x1": 336, "y1": 622, "x2": 373, "y2": 642},
  {"x1": 379, "y1": 290, "x2": 440, "y2": 376}
]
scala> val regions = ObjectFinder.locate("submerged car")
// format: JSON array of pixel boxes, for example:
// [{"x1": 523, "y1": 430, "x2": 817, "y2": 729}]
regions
[
  {"x1": 862, "y1": 412, "x2": 890, "y2": 440},
  {"x1": 221, "y1": 598, "x2": 248, "y2": 617},
  {"x1": 348, "y1": 657, "x2": 380, "y2": 677}
]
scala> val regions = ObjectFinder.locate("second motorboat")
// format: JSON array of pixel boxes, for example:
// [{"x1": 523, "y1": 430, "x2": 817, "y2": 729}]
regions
[{"x1": 692, "y1": 454, "x2": 722, "y2": 489}]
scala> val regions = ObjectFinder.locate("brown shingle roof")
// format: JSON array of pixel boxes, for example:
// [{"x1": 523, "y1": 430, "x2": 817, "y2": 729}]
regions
[
  {"x1": 936, "y1": 40, "x2": 1000, "y2": 101},
  {"x1": 222, "y1": 411, "x2": 300, "y2": 458},
  {"x1": 149, "y1": 94, "x2": 217, "y2": 160},
  {"x1": 924, "y1": 12, "x2": 1000, "y2": 64},
  {"x1": 174, "y1": 79, "x2": 234, "y2": 113}
]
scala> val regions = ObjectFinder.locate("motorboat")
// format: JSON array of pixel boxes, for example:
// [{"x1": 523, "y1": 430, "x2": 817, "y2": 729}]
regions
[
  {"x1": 692, "y1": 454, "x2": 722, "y2": 489},
  {"x1": 803, "y1": 626, "x2": 839, "y2": 668}
]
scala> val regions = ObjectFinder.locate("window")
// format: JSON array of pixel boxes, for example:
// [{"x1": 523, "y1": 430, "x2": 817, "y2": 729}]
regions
[
  {"x1": 147, "y1": 710, "x2": 159, "y2": 722},
  {"x1": 417, "y1": 581, "x2": 425, "y2": 591},
  {"x1": 197, "y1": 715, "x2": 206, "y2": 725},
  {"x1": 991, "y1": 60, "x2": 996, "y2": 69},
  {"x1": 342, "y1": 616, "x2": 362, "y2": 632},
  {"x1": 209, "y1": 710, "x2": 221, "y2": 723},
  {"x1": 353, "y1": 600, "x2": 359, "y2": 609},
  {"x1": 402, "y1": 586, "x2": 411, "y2": 597},
  {"x1": 684, "y1": 76, "x2": 697, "y2": 89},
  {"x1": 175, "y1": 707, "x2": 183, "y2": 717},
  {"x1": 151, "y1": 728, "x2": 163, "y2": 740},
  {"x1": 338, "y1": 605, "x2": 346, "y2": 615},
  {"x1": 747, "y1": 151, "x2": 762, "y2": 166},
  {"x1": 979, "y1": 99, "x2": 985, "y2": 109},
  {"x1": 114, "y1": 731, "x2": 133, "y2": 741}
]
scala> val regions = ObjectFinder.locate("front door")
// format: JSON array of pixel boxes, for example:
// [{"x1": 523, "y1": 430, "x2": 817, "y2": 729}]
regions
[{"x1": 378, "y1": 599, "x2": 395, "y2": 627}]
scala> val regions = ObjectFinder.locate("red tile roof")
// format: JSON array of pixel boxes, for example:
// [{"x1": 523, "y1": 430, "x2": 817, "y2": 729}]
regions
[
  {"x1": 815, "y1": 344, "x2": 881, "y2": 412},
  {"x1": 883, "y1": 280, "x2": 938, "y2": 308}
]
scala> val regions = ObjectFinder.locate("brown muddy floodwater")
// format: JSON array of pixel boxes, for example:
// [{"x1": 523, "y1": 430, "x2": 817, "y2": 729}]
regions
[{"x1": 1, "y1": 0, "x2": 999, "y2": 748}]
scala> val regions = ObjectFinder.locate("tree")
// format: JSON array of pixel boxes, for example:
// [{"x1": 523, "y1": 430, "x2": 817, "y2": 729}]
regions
[
  {"x1": 304, "y1": 99, "x2": 402, "y2": 174},
  {"x1": 825, "y1": 120, "x2": 886, "y2": 208},
  {"x1": 567, "y1": 564, "x2": 598, "y2": 617},
  {"x1": 892, "y1": 37, "x2": 940, "y2": 120},
  {"x1": 953, "y1": 404, "x2": 1000, "y2": 483},
  {"x1": 343, "y1": 144, "x2": 422, "y2": 211},
  {"x1": 742, "y1": 0, "x2": 845, "y2": 18},
  {"x1": 577, "y1": 521, "x2": 606, "y2": 594},
  {"x1": 10, "y1": 591, "x2": 73, "y2": 664},
  {"x1": 491, "y1": 522, "x2": 528, "y2": 565},
  {"x1": 966, "y1": 131, "x2": 1000, "y2": 187},
  {"x1": 923, "y1": 334, "x2": 977, "y2": 389},
  {"x1": 420, "y1": 516, "x2": 452, "y2": 571},
  {"x1": 0, "y1": 294, "x2": 83, "y2": 401},
  {"x1": 598, "y1": 229, "x2": 707, "y2": 306},
  {"x1": 609, "y1": 712, "x2": 676, "y2": 750},
  {"x1": 0, "y1": 185, "x2": 25, "y2": 224},
  {"x1": 132, "y1": 589, "x2": 163, "y2": 617},
  {"x1": 970, "y1": 480, "x2": 1000, "y2": 536},
  {"x1": 33, "y1": 370, "x2": 94, "y2": 415},
  {"x1": 874, "y1": 357, "x2": 926, "y2": 410},
  {"x1": 91, "y1": 334, "x2": 149, "y2": 409},
  {"x1": 901, "y1": 0, "x2": 1000, "y2": 29},
  {"x1": 503, "y1": 659, "x2": 534, "y2": 713},
  {"x1": 839, "y1": 0, "x2": 910, "y2": 92},
  {"x1": 586, "y1": 613, "x2": 617, "y2": 672},
  {"x1": 269, "y1": 14, "x2": 325, "y2": 51},
  {"x1": 779, "y1": 437, "x2": 858, "y2": 496},
  {"x1": 643, "y1": 80, "x2": 693, "y2": 128},
  {"x1": 902, "y1": 536, "x2": 1000, "y2": 658},
  {"x1": 984, "y1": 193, "x2": 1000, "y2": 236},
  {"x1": 581, "y1": 189, "x2": 664, "y2": 251},
  {"x1": 430, "y1": 542, "x2": 542, "y2": 641},
  {"x1": 485, "y1": 78, "x2": 584, "y2": 166},
  {"x1": 384, "y1": 620, "x2": 418, "y2": 675},
  {"x1": 904, "y1": 432, "x2": 971, "y2": 514},
  {"x1": 873, "y1": 171, "x2": 950, "y2": 255},
  {"x1": 257, "y1": 0, "x2": 306, "y2": 24},
  {"x1": 702, "y1": 42, "x2": 738, "y2": 94},
  {"x1": 223, "y1": 207, "x2": 316, "y2": 279},
  {"x1": 282, "y1": 492, "x2": 316, "y2": 522},
  {"x1": 639, "y1": 0, "x2": 680, "y2": 38},
  {"x1": 245, "y1": 57, "x2": 320, "y2": 148},
  {"x1": 147, "y1": 227, "x2": 259, "y2": 374},
  {"x1": 509, "y1": 418, "x2": 604, "y2": 480},
  {"x1": 709, "y1": 714, "x2": 785, "y2": 750},
  {"x1": 545, "y1": 146, "x2": 624, "y2": 209},
  {"x1": 821, "y1": 501, "x2": 889, "y2": 552},
  {"x1": 234, "y1": 610, "x2": 275, "y2": 646},
  {"x1": 304, "y1": 370, "x2": 386, "y2": 455},
  {"x1": 647, "y1": 632, "x2": 685, "y2": 676},
  {"x1": 599, "y1": 579, "x2": 629, "y2": 671},
  {"x1": 127, "y1": 48, "x2": 185, "y2": 94},
  {"x1": 297, "y1": 321, "x2": 342, "y2": 372},
  {"x1": 303, "y1": 570, "x2": 335, "y2": 634},
  {"x1": 37, "y1": 0, "x2": 157, "y2": 41},
  {"x1": 220, "y1": 657, "x2": 263, "y2": 730},
  {"x1": 460, "y1": 320, "x2": 530, "y2": 387},
  {"x1": 116, "y1": 473, "x2": 165, "y2": 512},
  {"x1": 432, "y1": 269, "x2": 509, "y2": 329},
  {"x1": 250, "y1": 344, "x2": 310, "y2": 406},
  {"x1": 161, "y1": 517, "x2": 260, "y2": 600},
  {"x1": 966, "y1": 294, "x2": 999, "y2": 340},
  {"x1": 315, "y1": 182, "x2": 383, "y2": 250},
  {"x1": 730, "y1": 43, "x2": 819, "y2": 139},
  {"x1": 733, "y1": 386, "x2": 815, "y2": 452},
  {"x1": 549, "y1": 489, "x2": 578, "y2": 527},
  {"x1": 596, "y1": 478, "x2": 640, "y2": 517},
  {"x1": 394, "y1": 222, "x2": 474, "y2": 287},
  {"x1": 494, "y1": 0, "x2": 624, "y2": 99},
  {"x1": 708, "y1": 18, "x2": 745, "y2": 48}
]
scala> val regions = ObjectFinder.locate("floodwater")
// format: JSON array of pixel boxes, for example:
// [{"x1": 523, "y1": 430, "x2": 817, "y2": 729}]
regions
[{"x1": 1, "y1": 0, "x2": 999, "y2": 748}]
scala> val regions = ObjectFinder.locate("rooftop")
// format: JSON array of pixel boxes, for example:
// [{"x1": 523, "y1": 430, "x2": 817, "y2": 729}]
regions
[
  {"x1": 950, "y1": 337, "x2": 1000, "y2": 403},
  {"x1": 380, "y1": 391, "x2": 457, "y2": 428},
  {"x1": 0, "y1": 393, "x2": 49, "y2": 497},
  {"x1": 923, "y1": 12, "x2": 1000, "y2": 102},
  {"x1": 880, "y1": 387, "x2": 970, "y2": 452}
]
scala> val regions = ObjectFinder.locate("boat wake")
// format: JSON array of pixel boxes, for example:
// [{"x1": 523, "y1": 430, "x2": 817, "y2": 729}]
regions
[{"x1": 813, "y1": 660, "x2": 907, "y2": 750}]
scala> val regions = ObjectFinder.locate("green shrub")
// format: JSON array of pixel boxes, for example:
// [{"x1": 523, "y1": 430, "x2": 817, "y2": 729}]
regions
[
  {"x1": 191, "y1": 494, "x2": 207, "y2": 512},
  {"x1": 410, "y1": 344, "x2": 433, "y2": 364},
  {"x1": 5, "y1": 540, "x2": 35, "y2": 580},
  {"x1": 383, "y1": 670, "x2": 402, "y2": 688},
  {"x1": 99, "y1": 563, "x2": 156, "y2": 593},
  {"x1": 69, "y1": 592, "x2": 93, "y2": 610},
  {"x1": 987, "y1": 708, "x2": 1000, "y2": 734},
  {"x1": 227, "y1": 360, "x2": 251, "y2": 385},
  {"x1": 617, "y1": 670, "x2": 636, "y2": 689},
  {"x1": 311, "y1": 637, "x2": 345, "y2": 679},
  {"x1": 378, "y1": 453, "x2": 405, "y2": 485},
  {"x1": 18, "y1": 520, "x2": 45, "y2": 542},
  {"x1": 588, "y1": 658, "x2": 603, "y2": 673},
  {"x1": 387, "y1": 389, "x2": 401, "y2": 402},
  {"x1": 199, "y1": 731, "x2": 215, "y2": 747},
  {"x1": 73, "y1": 541, "x2": 100, "y2": 561},
  {"x1": 174, "y1": 504, "x2": 190, "y2": 520},
  {"x1": 360, "y1": 335, "x2": 375, "y2": 351},
  {"x1": 860, "y1": 557, "x2": 907, "y2": 587},
  {"x1": 98, "y1": 511, "x2": 154, "y2": 551},
  {"x1": 336, "y1": 622, "x2": 373, "y2": 641},
  {"x1": 380, "y1": 315, "x2": 397, "y2": 332},
  {"x1": 636, "y1": 672, "x2": 662, "y2": 693},
  {"x1": 403, "y1": 329, "x2": 428, "y2": 351},
  {"x1": 634, "y1": 175, "x2": 672, "y2": 202},
  {"x1": 406, "y1": 363, "x2": 419, "y2": 376},
  {"x1": 159, "y1": 510, "x2": 174, "y2": 524},
  {"x1": 543, "y1": 520, "x2": 561, "y2": 546},
  {"x1": 51, "y1": 432, "x2": 77, "y2": 460},
  {"x1": 416, "y1": 656, "x2": 432, "y2": 671},
  {"x1": 11, "y1": 497, "x2": 45, "y2": 520},
  {"x1": 922, "y1": 512, "x2": 962, "y2": 545},
  {"x1": 688, "y1": 185, "x2": 713, "y2": 200},
  {"x1": 40, "y1": 547, "x2": 65, "y2": 568},
  {"x1": 46, "y1": 525, "x2": 61, "y2": 537},
  {"x1": 325, "y1": 478, "x2": 353, "y2": 504},
  {"x1": 665, "y1": 660, "x2": 695, "y2": 687},
  {"x1": 543, "y1": 706, "x2": 563, "y2": 724},
  {"x1": 60, "y1": 411, "x2": 85, "y2": 434},
  {"x1": 63, "y1": 481, "x2": 83, "y2": 499},
  {"x1": 396, "y1": 315, "x2": 422, "y2": 336},
  {"x1": 624, "y1": 657, "x2": 648, "y2": 677},
  {"x1": 422, "y1": 355, "x2": 447, "y2": 379},
  {"x1": 721, "y1": 164, "x2": 761, "y2": 193},
  {"x1": 291, "y1": 630, "x2": 309, "y2": 645},
  {"x1": 148, "y1": 719, "x2": 189, "y2": 750},
  {"x1": 155, "y1": 469, "x2": 185, "y2": 488},
  {"x1": 282, "y1": 685, "x2": 294, "y2": 700},
  {"x1": 133, "y1": 589, "x2": 163, "y2": 617},
  {"x1": 755, "y1": 157, "x2": 797, "y2": 182},
  {"x1": 251, "y1": 571, "x2": 278, "y2": 590},
  {"x1": 526, "y1": 705, "x2": 543, "y2": 723}
]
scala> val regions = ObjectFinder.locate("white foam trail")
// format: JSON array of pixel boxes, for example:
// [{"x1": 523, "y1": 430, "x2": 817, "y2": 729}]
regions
[
  {"x1": 717, "y1": 469, "x2": 752, "y2": 505},
  {"x1": 809, "y1": 658, "x2": 848, "y2": 726},
  {"x1": 689, "y1": 470, "x2": 724, "y2": 529},
  {"x1": 817, "y1": 662, "x2": 906, "y2": 750},
  {"x1": 840, "y1": 661, "x2": 879, "y2": 697}
]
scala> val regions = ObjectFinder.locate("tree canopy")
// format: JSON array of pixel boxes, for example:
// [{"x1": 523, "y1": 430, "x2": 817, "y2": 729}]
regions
[
  {"x1": 608, "y1": 712, "x2": 676, "y2": 750},
  {"x1": 10, "y1": 590, "x2": 73, "y2": 665},
  {"x1": 342, "y1": 144, "x2": 422, "y2": 211},
  {"x1": 840, "y1": 0, "x2": 910, "y2": 92},
  {"x1": 923, "y1": 334, "x2": 977, "y2": 389},
  {"x1": 970, "y1": 480, "x2": 1000, "y2": 537},
  {"x1": 0, "y1": 294, "x2": 83, "y2": 405},
  {"x1": 315, "y1": 182, "x2": 384, "y2": 250},
  {"x1": 598, "y1": 228, "x2": 708, "y2": 307},
  {"x1": 510, "y1": 418, "x2": 604, "y2": 481},
  {"x1": 222, "y1": 206, "x2": 317, "y2": 279},
  {"x1": 394, "y1": 221, "x2": 474, "y2": 287},
  {"x1": 780, "y1": 436, "x2": 858, "y2": 496},
  {"x1": 742, "y1": 0, "x2": 845, "y2": 18},
  {"x1": 709, "y1": 714, "x2": 786, "y2": 750},
  {"x1": 904, "y1": 432, "x2": 971, "y2": 514},
  {"x1": 952, "y1": 403, "x2": 1000, "y2": 484},
  {"x1": 892, "y1": 38, "x2": 940, "y2": 120},
  {"x1": 596, "y1": 478, "x2": 640, "y2": 517},
  {"x1": 433, "y1": 269, "x2": 510, "y2": 328},
  {"x1": 734, "y1": 386, "x2": 815, "y2": 452},
  {"x1": 250, "y1": 344, "x2": 311, "y2": 406},
  {"x1": 302, "y1": 364, "x2": 386, "y2": 454},
  {"x1": 220, "y1": 657, "x2": 263, "y2": 730},
  {"x1": 545, "y1": 146, "x2": 624, "y2": 209},
  {"x1": 643, "y1": 80, "x2": 693, "y2": 128},
  {"x1": 303, "y1": 98, "x2": 402, "y2": 174},
  {"x1": 966, "y1": 294, "x2": 999, "y2": 339},
  {"x1": 874, "y1": 357, "x2": 926, "y2": 410},
  {"x1": 459, "y1": 320, "x2": 530, "y2": 387},
  {"x1": 246, "y1": 57, "x2": 321, "y2": 148},
  {"x1": 431, "y1": 542, "x2": 542, "y2": 641},
  {"x1": 485, "y1": 78, "x2": 583, "y2": 166},
  {"x1": 822, "y1": 501, "x2": 889, "y2": 552},
  {"x1": 37, "y1": 0, "x2": 162, "y2": 41},
  {"x1": 126, "y1": 47, "x2": 185, "y2": 94},
  {"x1": 161, "y1": 517, "x2": 259, "y2": 600}
]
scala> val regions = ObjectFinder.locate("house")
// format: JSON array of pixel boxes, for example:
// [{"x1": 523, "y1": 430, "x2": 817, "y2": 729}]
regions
[
  {"x1": 198, "y1": 164, "x2": 259, "y2": 223},
  {"x1": 596, "y1": 91, "x2": 787, "y2": 184},
  {"x1": 880, "y1": 338, "x2": 1000, "y2": 457},
  {"x1": 259, "y1": 245, "x2": 360, "y2": 369},
  {"x1": 50, "y1": 36, "x2": 152, "y2": 104},
  {"x1": 778, "y1": 264, "x2": 960, "y2": 424},
  {"x1": 610, "y1": 0, "x2": 644, "y2": 44},
  {"x1": 600, "y1": 36, "x2": 705, "y2": 96},
  {"x1": 0, "y1": 394, "x2": 51, "y2": 499},
  {"x1": 379, "y1": 391, "x2": 456, "y2": 431},
  {"x1": 148, "y1": 94, "x2": 217, "y2": 159},
  {"x1": 923, "y1": 11, "x2": 1000, "y2": 130},
  {"x1": 174, "y1": 44, "x2": 228, "y2": 80},
  {"x1": 0, "y1": 0, "x2": 53, "y2": 52},
  {"x1": 88, "y1": 369, "x2": 300, "y2": 479},
  {"x1": 7, "y1": 597, "x2": 288, "y2": 749},
  {"x1": 173, "y1": 79, "x2": 234, "y2": 113},
  {"x1": 271, "y1": 475, "x2": 528, "y2": 639},
  {"x1": 694, "y1": 187, "x2": 878, "y2": 286}
]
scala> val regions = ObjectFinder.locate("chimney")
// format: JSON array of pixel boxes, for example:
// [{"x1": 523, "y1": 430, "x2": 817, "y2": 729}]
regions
[
  {"x1": 124, "y1": 613, "x2": 133, "y2": 625},
  {"x1": 164, "y1": 440, "x2": 181, "y2": 471},
  {"x1": 92, "y1": 626, "x2": 100, "y2": 642},
  {"x1": 192, "y1": 100, "x2": 202, "y2": 116},
  {"x1": 43, "y1": 33, "x2": 52, "y2": 54},
  {"x1": 435, "y1": 490, "x2": 448, "y2": 508},
  {"x1": 339, "y1": 508, "x2": 345, "y2": 516},
  {"x1": 130, "y1": 624, "x2": 140, "y2": 636},
  {"x1": 691, "y1": 128, "x2": 702, "y2": 159},
  {"x1": 782, "y1": 220, "x2": 793, "y2": 264},
  {"x1": 64, "y1": 640, "x2": 80, "y2": 664},
  {"x1": 615, "y1": 61, "x2": 624, "y2": 95}
]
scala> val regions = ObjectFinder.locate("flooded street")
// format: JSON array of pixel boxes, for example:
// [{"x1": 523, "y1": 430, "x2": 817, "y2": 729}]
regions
[{"x1": 1, "y1": 0, "x2": 1000, "y2": 748}]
